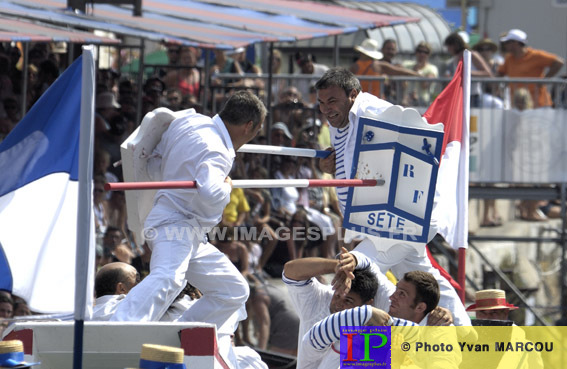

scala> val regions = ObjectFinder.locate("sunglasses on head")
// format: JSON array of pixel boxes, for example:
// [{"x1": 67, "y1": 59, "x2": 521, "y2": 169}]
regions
[{"x1": 416, "y1": 49, "x2": 430, "y2": 54}]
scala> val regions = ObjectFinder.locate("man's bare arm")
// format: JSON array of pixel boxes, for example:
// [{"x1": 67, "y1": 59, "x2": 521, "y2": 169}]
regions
[{"x1": 283, "y1": 257, "x2": 338, "y2": 281}]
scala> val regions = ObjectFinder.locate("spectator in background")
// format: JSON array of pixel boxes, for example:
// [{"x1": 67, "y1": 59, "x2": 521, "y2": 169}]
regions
[
  {"x1": 164, "y1": 47, "x2": 201, "y2": 105},
  {"x1": 95, "y1": 91, "x2": 121, "y2": 135},
  {"x1": 269, "y1": 49, "x2": 286, "y2": 103},
  {"x1": 2, "y1": 96, "x2": 21, "y2": 126},
  {"x1": 512, "y1": 88, "x2": 548, "y2": 222},
  {"x1": 0, "y1": 54, "x2": 14, "y2": 109},
  {"x1": 94, "y1": 174, "x2": 110, "y2": 238},
  {"x1": 245, "y1": 166, "x2": 278, "y2": 270},
  {"x1": 230, "y1": 47, "x2": 265, "y2": 93},
  {"x1": 0, "y1": 294, "x2": 13, "y2": 319},
  {"x1": 377, "y1": 39, "x2": 421, "y2": 103},
  {"x1": 221, "y1": 185, "x2": 250, "y2": 228},
  {"x1": 271, "y1": 156, "x2": 300, "y2": 220},
  {"x1": 33, "y1": 59, "x2": 59, "y2": 103},
  {"x1": 272, "y1": 86, "x2": 306, "y2": 136},
  {"x1": 165, "y1": 88, "x2": 183, "y2": 111},
  {"x1": 401, "y1": 41, "x2": 439, "y2": 106},
  {"x1": 498, "y1": 29, "x2": 564, "y2": 107},
  {"x1": 0, "y1": 293, "x2": 14, "y2": 337},
  {"x1": 12, "y1": 296, "x2": 31, "y2": 317},
  {"x1": 270, "y1": 121, "x2": 293, "y2": 147},
  {"x1": 142, "y1": 76, "x2": 166, "y2": 115},
  {"x1": 473, "y1": 38, "x2": 503, "y2": 75},
  {"x1": 473, "y1": 38, "x2": 505, "y2": 108},
  {"x1": 8, "y1": 46, "x2": 22, "y2": 96},
  {"x1": 166, "y1": 44, "x2": 182, "y2": 66},
  {"x1": 466, "y1": 289, "x2": 517, "y2": 321},
  {"x1": 294, "y1": 53, "x2": 328, "y2": 105},
  {"x1": 444, "y1": 32, "x2": 493, "y2": 107},
  {"x1": 350, "y1": 38, "x2": 383, "y2": 96},
  {"x1": 0, "y1": 96, "x2": 20, "y2": 141},
  {"x1": 350, "y1": 39, "x2": 419, "y2": 103}
]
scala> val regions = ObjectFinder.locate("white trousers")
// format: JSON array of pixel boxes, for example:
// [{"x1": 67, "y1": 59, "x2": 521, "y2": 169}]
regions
[
  {"x1": 353, "y1": 238, "x2": 471, "y2": 326},
  {"x1": 111, "y1": 218, "x2": 249, "y2": 331}
]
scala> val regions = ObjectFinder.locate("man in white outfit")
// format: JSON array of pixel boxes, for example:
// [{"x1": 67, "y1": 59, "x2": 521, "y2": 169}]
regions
[
  {"x1": 315, "y1": 68, "x2": 470, "y2": 326},
  {"x1": 111, "y1": 91, "x2": 266, "y2": 333}
]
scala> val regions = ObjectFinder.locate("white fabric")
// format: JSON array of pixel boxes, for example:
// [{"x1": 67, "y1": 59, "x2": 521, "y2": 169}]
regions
[
  {"x1": 111, "y1": 111, "x2": 249, "y2": 326},
  {"x1": 283, "y1": 274, "x2": 333, "y2": 369},
  {"x1": 92, "y1": 295, "x2": 125, "y2": 321},
  {"x1": 0, "y1": 174, "x2": 94, "y2": 314},
  {"x1": 147, "y1": 111, "x2": 234, "y2": 229},
  {"x1": 160, "y1": 295, "x2": 198, "y2": 322},
  {"x1": 305, "y1": 207, "x2": 335, "y2": 238},
  {"x1": 274, "y1": 170, "x2": 299, "y2": 214},
  {"x1": 233, "y1": 346, "x2": 269, "y2": 369},
  {"x1": 111, "y1": 220, "x2": 249, "y2": 327}
]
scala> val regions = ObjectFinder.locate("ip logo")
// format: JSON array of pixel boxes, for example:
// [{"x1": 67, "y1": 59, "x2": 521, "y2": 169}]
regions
[{"x1": 340, "y1": 326, "x2": 391, "y2": 367}]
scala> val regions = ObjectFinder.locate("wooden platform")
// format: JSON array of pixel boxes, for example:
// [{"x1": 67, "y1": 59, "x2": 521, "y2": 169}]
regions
[{"x1": 3, "y1": 321, "x2": 227, "y2": 369}]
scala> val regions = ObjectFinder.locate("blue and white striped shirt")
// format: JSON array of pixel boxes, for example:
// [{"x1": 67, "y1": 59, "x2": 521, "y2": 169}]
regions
[{"x1": 329, "y1": 92, "x2": 392, "y2": 214}]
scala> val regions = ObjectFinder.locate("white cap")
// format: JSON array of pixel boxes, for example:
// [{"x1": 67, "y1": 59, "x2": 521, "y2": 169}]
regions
[
  {"x1": 500, "y1": 29, "x2": 527, "y2": 44},
  {"x1": 271, "y1": 122, "x2": 292, "y2": 139},
  {"x1": 457, "y1": 31, "x2": 469, "y2": 45},
  {"x1": 226, "y1": 47, "x2": 245, "y2": 55}
]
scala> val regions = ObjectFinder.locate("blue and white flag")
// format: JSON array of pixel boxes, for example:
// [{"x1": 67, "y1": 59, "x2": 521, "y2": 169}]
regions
[{"x1": 0, "y1": 54, "x2": 94, "y2": 314}]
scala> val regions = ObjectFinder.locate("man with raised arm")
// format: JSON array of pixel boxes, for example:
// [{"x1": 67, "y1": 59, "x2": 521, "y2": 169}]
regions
[
  {"x1": 112, "y1": 91, "x2": 266, "y2": 334},
  {"x1": 315, "y1": 68, "x2": 470, "y2": 326}
]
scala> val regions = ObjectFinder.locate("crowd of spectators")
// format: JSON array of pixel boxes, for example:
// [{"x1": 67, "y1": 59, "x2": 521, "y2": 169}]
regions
[{"x1": 0, "y1": 28, "x2": 565, "y2": 351}]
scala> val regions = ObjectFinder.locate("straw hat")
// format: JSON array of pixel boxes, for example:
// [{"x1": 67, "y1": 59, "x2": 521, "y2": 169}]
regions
[
  {"x1": 354, "y1": 38, "x2": 383, "y2": 60},
  {"x1": 466, "y1": 289, "x2": 519, "y2": 311},
  {"x1": 0, "y1": 340, "x2": 40, "y2": 368},
  {"x1": 96, "y1": 92, "x2": 121, "y2": 109},
  {"x1": 473, "y1": 38, "x2": 498, "y2": 53},
  {"x1": 134, "y1": 344, "x2": 186, "y2": 369}
]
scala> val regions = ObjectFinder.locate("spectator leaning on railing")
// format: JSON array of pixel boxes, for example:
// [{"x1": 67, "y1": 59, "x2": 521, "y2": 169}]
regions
[{"x1": 498, "y1": 29, "x2": 564, "y2": 108}]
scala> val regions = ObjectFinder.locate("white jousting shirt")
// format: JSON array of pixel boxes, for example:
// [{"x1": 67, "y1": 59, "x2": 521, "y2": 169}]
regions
[{"x1": 146, "y1": 110, "x2": 235, "y2": 229}]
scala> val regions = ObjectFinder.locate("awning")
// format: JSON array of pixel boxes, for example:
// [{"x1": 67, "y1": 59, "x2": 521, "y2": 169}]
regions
[
  {"x1": 0, "y1": 0, "x2": 418, "y2": 49},
  {"x1": 330, "y1": 1, "x2": 453, "y2": 53},
  {"x1": 0, "y1": 14, "x2": 120, "y2": 44}
]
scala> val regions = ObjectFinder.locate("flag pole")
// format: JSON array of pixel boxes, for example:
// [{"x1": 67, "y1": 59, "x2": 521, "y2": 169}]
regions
[
  {"x1": 458, "y1": 50, "x2": 472, "y2": 303},
  {"x1": 73, "y1": 46, "x2": 96, "y2": 369}
]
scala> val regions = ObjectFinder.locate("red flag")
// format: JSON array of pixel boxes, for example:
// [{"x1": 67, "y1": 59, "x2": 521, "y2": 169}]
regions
[
  {"x1": 423, "y1": 60, "x2": 469, "y2": 250},
  {"x1": 423, "y1": 58, "x2": 470, "y2": 300}
]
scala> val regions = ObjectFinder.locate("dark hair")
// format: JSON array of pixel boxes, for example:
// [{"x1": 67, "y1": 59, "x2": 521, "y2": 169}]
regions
[
  {"x1": 402, "y1": 271, "x2": 440, "y2": 316},
  {"x1": 95, "y1": 265, "x2": 130, "y2": 298},
  {"x1": 219, "y1": 90, "x2": 267, "y2": 128},
  {"x1": 39, "y1": 59, "x2": 60, "y2": 80},
  {"x1": 104, "y1": 226, "x2": 123, "y2": 238},
  {"x1": 382, "y1": 39, "x2": 397, "y2": 48},
  {"x1": 314, "y1": 67, "x2": 361, "y2": 97},
  {"x1": 351, "y1": 267, "x2": 378, "y2": 304},
  {"x1": 0, "y1": 294, "x2": 14, "y2": 306},
  {"x1": 444, "y1": 33, "x2": 467, "y2": 54}
]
